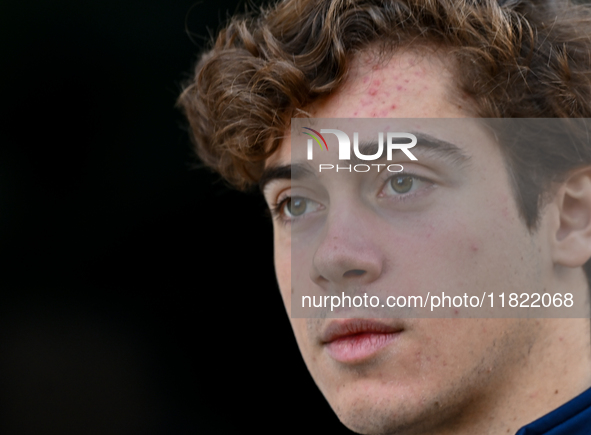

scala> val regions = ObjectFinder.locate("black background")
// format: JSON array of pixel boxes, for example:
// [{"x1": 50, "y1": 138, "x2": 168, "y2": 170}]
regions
[{"x1": 1, "y1": 1, "x2": 353, "y2": 433}]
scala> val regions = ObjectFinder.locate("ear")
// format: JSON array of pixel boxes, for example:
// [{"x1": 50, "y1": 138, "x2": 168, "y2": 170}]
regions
[{"x1": 552, "y1": 167, "x2": 591, "y2": 268}]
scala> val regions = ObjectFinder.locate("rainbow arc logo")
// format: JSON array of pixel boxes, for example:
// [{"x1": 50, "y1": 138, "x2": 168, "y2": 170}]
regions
[{"x1": 303, "y1": 127, "x2": 328, "y2": 151}]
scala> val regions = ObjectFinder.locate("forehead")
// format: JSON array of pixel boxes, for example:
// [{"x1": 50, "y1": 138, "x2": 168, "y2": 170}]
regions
[
  {"x1": 318, "y1": 49, "x2": 466, "y2": 117},
  {"x1": 268, "y1": 49, "x2": 469, "y2": 168}
]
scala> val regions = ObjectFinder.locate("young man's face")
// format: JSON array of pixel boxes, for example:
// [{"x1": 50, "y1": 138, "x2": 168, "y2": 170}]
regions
[{"x1": 263, "y1": 51, "x2": 556, "y2": 434}]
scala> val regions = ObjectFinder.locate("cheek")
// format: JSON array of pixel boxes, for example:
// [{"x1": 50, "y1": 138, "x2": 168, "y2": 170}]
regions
[
  {"x1": 386, "y1": 197, "x2": 530, "y2": 305},
  {"x1": 388, "y1": 232, "x2": 477, "y2": 305},
  {"x1": 273, "y1": 228, "x2": 292, "y2": 308},
  {"x1": 408, "y1": 318, "x2": 526, "y2": 382}
]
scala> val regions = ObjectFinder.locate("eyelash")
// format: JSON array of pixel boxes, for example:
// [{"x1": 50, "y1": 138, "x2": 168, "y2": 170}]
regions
[{"x1": 270, "y1": 172, "x2": 433, "y2": 225}]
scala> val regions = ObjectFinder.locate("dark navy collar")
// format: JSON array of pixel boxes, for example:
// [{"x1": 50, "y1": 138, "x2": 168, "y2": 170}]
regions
[{"x1": 516, "y1": 387, "x2": 591, "y2": 434}]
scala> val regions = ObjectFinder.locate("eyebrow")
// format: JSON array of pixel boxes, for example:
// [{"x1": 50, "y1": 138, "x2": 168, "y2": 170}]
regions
[
  {"x1": 355, "y1": 133, "x2": 470, "y2": 166},
  {"x1": 258, "y1": 132, "x2": 470, "y2": 191},
  {"x1": 259, "y1": 162, "x2": 314, "y2": 192}
]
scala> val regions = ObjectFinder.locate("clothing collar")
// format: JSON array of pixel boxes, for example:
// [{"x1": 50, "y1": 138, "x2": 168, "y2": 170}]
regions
[{"x1": 516, "y1": 387, "x2": 591, "y2": 435}]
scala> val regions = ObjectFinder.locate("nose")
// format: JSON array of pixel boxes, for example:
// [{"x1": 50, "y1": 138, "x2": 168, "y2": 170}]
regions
[{"x1": 310, "y1": 206, "x2": 385, "y2": 289}]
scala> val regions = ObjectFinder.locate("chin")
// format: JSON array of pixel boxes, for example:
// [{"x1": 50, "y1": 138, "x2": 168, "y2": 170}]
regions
[
  {"x1": 333, "y1": 401, "x2": 413, "y2": 435},
  {"x1": 321, "y1": 379, "x2": 454, "y2": 435},
  {"x1": 321, "y1": 381, "x2": 417, "y2": 434}
]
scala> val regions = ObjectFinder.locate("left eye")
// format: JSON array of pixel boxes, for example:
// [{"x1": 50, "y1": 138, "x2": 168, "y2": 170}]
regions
[{"x1": 384, "y1": 174, "x2": 427, "y2": 196}]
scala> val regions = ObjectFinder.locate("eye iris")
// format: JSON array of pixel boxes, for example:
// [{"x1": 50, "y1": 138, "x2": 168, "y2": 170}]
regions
[
  {"x1": 287, "y1": 197, "x2": 307, "y2": 216},
  {"x1": 391, "y1": 176, "x2": 413, "y2": 193}
]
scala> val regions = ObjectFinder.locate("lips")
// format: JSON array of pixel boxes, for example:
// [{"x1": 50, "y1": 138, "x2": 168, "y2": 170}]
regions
[{"x1": 321, "y1": 319, "x2": 403, "y2": 363}]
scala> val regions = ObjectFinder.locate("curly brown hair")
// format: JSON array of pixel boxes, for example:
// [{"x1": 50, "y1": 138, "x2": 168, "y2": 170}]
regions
[
  {"x1": 179, "y1": 0, "x2": 591, "y2": 228},
  {"x1": 178, "y1": 0, "x2": 591, "y2": 189}
]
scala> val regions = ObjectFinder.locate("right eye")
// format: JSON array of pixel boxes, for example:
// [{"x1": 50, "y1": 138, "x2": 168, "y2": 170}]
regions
[{"x1": 274, "y1": 196, "x2": 323, "y2": 223}]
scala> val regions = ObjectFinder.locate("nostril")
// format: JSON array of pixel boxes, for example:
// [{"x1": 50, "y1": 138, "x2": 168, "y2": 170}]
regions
[{"x1": 343, "y1": 269, "x2": 366, "y2": 278}]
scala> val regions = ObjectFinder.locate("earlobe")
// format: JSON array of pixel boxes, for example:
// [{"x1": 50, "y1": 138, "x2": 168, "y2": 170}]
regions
[{"x1": 552, "y1": 167, "x2": 591, "y2": 268}]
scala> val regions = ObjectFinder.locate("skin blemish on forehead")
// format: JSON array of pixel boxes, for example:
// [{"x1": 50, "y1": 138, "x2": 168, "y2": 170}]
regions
[{"x1": 321, "y1": 50, "x2": 464, "y2": 120}]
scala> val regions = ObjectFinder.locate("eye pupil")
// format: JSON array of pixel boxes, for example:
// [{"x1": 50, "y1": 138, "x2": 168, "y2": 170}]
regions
[
  {"x1": 287, "y1": 197, "x2": 307, "y2": 216},
  {"x1": 391, "y1": 176, "x2": 413, "y2": 193}
]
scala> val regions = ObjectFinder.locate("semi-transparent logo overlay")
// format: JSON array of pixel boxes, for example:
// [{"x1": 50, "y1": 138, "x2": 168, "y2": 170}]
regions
[{"x1": 288, "y1": 118, "x2": 591, "y2": 318}]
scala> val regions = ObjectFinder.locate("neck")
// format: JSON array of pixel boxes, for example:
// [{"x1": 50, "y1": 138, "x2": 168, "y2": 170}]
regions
[
  {"x1": 437, "y1": 277, "x2": 591, "y2": 435},
  {"x1": 479, "y1": 318, "x2": 591, "y2": 435}
]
